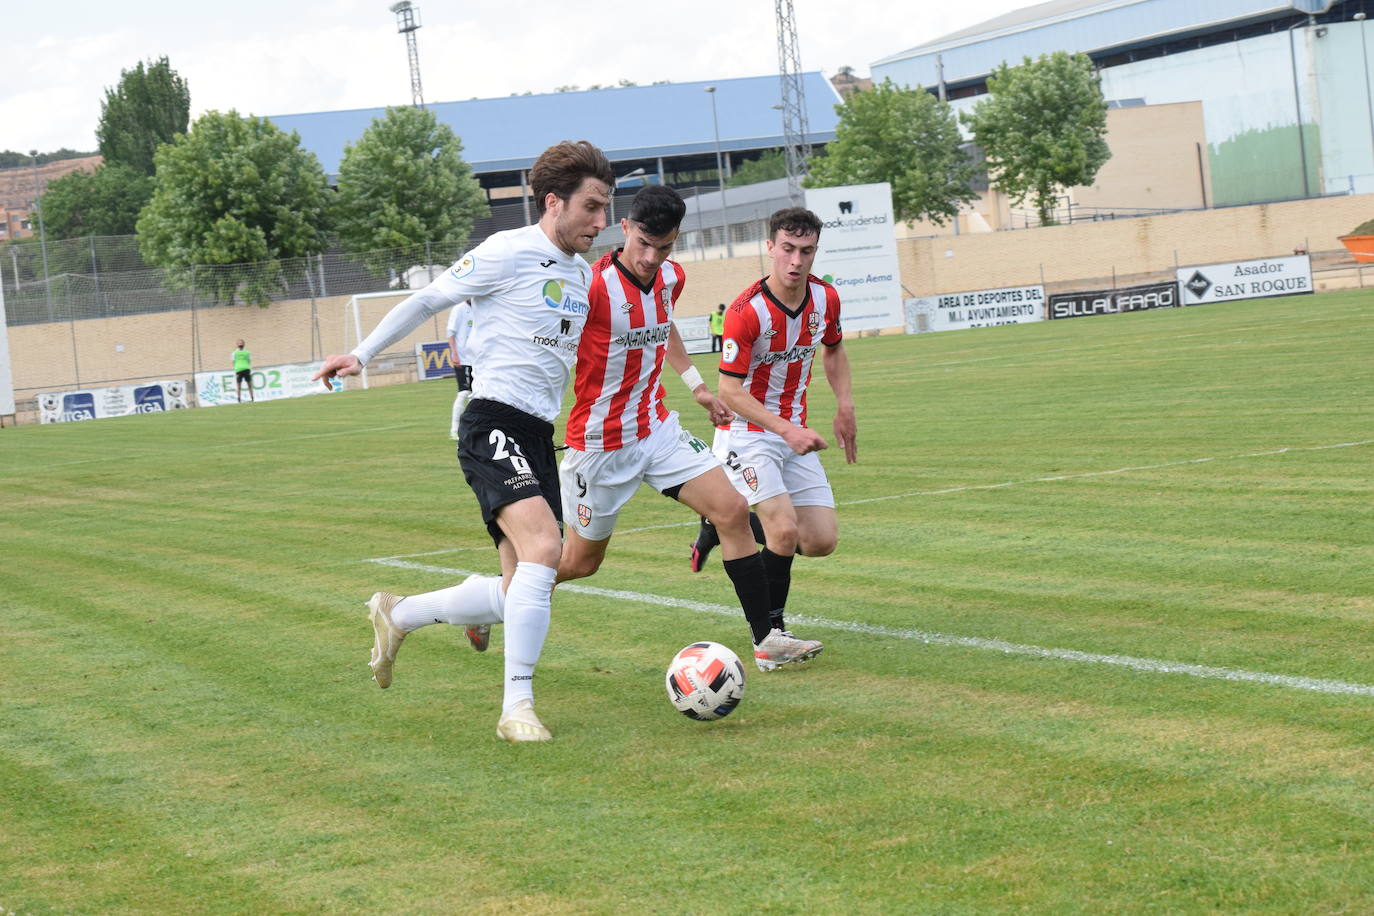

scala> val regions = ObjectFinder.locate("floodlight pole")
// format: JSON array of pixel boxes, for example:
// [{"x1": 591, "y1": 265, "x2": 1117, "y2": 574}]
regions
[
  {"x1": 29, "y1": 151, "x2": 53, "y2": 321},
  {"x1": 775, "y1": 0, "x2": 812, "y2": 204},
  {"x1": 705, "y1": 86, "x2": 733, "y2": 258},
  {"x1": 390, "y1": 1, "x2": 425, "y2": 108}
]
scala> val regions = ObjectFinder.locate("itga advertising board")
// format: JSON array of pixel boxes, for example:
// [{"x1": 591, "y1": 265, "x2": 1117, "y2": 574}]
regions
[
  {"x1": 904, "y1": 285, "x2": 1045, "y2": 333},
  {"x1": 416, "y1": 341, "x2": 456, "y2": 380},
  {"x1": 38, "y1": 380, "x2": 191, "y2": 423},
  {"x1": 804, "y1": 182, "x2": 903, "y2": 332},
  {"x1": 1176, "y1": 255, "x2": 1312, "y2": 305},
  {"x1": 1048, "y1": 281, "x2": 1180, "y2": 320},
  {"x1": 195, "y1": 361, "x2": 340, "y2": 406}
]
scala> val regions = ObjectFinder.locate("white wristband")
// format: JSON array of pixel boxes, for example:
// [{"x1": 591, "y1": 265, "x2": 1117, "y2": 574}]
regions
[{"x1": 679, "y1": 365, "x2": 705, "y2": 391}]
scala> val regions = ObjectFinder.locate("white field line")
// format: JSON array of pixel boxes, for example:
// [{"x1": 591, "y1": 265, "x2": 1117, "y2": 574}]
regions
[
  {"x1": 366, "y1": 437, "x2": 1374, "y2": 549},
  {"x1": 843, "y1": 438, "x2": 1374, "y2": 507},
  {"x1": 364, "y1": 556, "x2": 1374, "y2": 699}
]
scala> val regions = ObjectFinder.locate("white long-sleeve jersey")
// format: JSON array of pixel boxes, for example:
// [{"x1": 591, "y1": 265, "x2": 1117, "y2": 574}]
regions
[{"x1": 351, "y1": 224, "x2": 592, "y2": 422}]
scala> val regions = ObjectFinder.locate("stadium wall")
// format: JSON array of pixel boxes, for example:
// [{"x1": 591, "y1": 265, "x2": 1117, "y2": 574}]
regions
[{"x1": 8, "y1": 192, "x2": 1372, "y2": 422}]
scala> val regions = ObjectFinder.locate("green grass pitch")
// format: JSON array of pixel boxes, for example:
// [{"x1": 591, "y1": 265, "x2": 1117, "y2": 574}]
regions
[{"x1": 2, "y1": 289, "x2": 1371, "y2": 913}]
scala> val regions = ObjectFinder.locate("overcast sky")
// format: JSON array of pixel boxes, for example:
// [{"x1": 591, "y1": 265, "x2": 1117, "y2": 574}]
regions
[{"x1": 4, "y1": 0, "x2": 1031, "y2": 154}]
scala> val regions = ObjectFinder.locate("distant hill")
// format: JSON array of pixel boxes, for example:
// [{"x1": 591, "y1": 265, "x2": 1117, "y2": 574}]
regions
[{"x1": 0, "y1": 155, "x2": 103, "y2": 211}]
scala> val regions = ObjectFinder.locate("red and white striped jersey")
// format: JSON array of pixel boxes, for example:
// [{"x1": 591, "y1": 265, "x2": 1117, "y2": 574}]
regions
[
  {"x1": 718, "y1": 275, "x2": 843, "y2": 432},
  {"x1": 565, "y1": 252, "x2": 686, "y2": 451}
]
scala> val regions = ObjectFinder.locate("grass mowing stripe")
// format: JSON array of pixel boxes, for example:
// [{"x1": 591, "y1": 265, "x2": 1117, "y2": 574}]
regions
[{"x1": 364, "y1": 557, "x2": 1374, "y2": 699}]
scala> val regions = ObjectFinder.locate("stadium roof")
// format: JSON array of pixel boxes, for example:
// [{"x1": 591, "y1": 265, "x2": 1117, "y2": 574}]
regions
[
  {"x1": 872, "y1": 0, "x2": 1339, "y2": 89},
  {"x1": 264, "y1": 72, "x2": 841, "y2": 182}
]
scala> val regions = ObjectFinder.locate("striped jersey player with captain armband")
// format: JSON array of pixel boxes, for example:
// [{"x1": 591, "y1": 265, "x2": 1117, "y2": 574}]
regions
[
  {"x1": 310, "y1": 141, "x2": 615, "y2": 743},
  {"x1": 557, "y1": 186, "x2": 813, "y2": 671},
  {"x1": 707, "y1": 206, "x2": 858, "y2": 657}
]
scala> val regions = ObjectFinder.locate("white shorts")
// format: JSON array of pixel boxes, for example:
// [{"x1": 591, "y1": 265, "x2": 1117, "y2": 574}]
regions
[
  {"x1": 712, "y1": 427, "x2": 835, "y2": 508},
  {"x1": 560, "y1": 413, "x2": 721, "y2": 540}
]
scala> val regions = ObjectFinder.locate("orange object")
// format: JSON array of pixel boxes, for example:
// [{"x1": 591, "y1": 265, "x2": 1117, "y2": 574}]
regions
[{"x1": 1339, "y1": 234, "x2": 1374, "y2": 263}]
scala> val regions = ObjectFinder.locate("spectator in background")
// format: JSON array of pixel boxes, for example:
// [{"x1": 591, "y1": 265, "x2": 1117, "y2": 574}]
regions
[
  {"x1": 709, "y1": 303, "x2": 726, "y2": 352},
  {"x1": 233, "y1": 340, "x2": 254, "y2": 403}
]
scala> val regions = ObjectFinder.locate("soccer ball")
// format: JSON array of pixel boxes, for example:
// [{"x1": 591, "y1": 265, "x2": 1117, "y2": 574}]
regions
[{"x1": 665, "y1": 642, "x2": 746, "y2": 721}]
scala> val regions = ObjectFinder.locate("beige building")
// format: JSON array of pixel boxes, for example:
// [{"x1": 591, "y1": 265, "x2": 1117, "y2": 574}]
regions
[{"x1": 901, "y1": 101, "x2": 1212, "y2": 238}]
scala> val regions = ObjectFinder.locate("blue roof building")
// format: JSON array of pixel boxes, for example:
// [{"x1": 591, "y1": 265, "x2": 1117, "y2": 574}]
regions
[{"x1": 265, "y1": 71, "x2": 842, "y2": 191}]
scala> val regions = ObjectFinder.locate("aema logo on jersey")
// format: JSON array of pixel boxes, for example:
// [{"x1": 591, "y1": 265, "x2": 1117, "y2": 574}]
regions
[{"x1": 540, "y1": 279, "x2": 589, "y2": 315}]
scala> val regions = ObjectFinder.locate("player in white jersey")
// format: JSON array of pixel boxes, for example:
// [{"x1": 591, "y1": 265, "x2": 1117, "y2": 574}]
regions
[
  {"x1": 446, "y1": 300, "x2": 475, "y2": 439},
  {"x1": 710, "y1": 206, "x2": 857, "y2": 649},
  {"x1": 312, "y1": 141, "x2": 615, "y2": 742}
]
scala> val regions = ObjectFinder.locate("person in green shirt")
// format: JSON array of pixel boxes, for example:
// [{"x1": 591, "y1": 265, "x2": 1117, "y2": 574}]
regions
[
  {"x1": 232, "y1": 340, "x2": 254, "y2": 403},
  {"x1": 709, "y1": 303, "x2": 726, "y2": 352}
]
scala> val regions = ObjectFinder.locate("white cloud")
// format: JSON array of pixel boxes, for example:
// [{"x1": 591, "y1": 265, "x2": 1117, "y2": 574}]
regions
[{"x1": 4, "y1": 0, "x2": 1031, "y2": 152}]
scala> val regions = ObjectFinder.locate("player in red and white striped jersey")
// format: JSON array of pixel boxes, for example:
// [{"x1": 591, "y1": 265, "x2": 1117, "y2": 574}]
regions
[
  {"x1": 556, "y1": 186, "x2": 798, "y2": 666},
  {"x1": 709, "y1": 206, "x2": 858, "y2": 652}
]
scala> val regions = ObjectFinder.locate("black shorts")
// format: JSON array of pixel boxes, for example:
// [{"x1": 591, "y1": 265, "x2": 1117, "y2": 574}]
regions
[
  {"x1": 457, "y1": 399, "x2": 561, "y2": 545},
  {"x1": 453, "y1": 365, "x2": 473, "y2": 392},
  {"x1": 235, "y1": 369, "x2": 252, "y2": 383}
]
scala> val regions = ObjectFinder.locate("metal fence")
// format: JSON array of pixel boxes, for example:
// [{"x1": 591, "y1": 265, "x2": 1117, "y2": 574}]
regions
[{"x1": 1, "y1": 179, "x2": 795, "y2": 331}]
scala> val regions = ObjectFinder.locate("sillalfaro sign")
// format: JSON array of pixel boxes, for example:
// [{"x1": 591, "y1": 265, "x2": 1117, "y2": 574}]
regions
[
  {"x1": 1048, "y1": 281, "x2": 1179, "y2": 320},
  {"x1": 1176, "y1": 255, "x2": 1312, "y2": 305}
]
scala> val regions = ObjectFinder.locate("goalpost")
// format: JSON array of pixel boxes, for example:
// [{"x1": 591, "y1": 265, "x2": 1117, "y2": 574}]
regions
[{"x1": 343, "y1": 290, "x2": 410, "y2": 389}]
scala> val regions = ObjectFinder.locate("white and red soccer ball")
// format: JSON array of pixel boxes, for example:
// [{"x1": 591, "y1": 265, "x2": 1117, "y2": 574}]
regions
[{"x1": 665, "y1": 641, "x2": 746, "y2": 721}]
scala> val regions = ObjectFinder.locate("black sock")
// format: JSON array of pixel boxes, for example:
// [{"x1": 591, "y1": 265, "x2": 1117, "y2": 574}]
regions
[
  {"x1": 761, "y1": 547, "x2": 793, "y2": 631},
  {"x1": 723, "y1": 553, "x2": 773, "y2": 645},
  {"x1": 749, "y1": 511, "x2": 766, "y2": 545}
]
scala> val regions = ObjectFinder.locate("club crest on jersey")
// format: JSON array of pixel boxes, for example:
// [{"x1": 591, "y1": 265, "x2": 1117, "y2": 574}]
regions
[
  {"x1": 807, "y1": 311, "x2": 821, "y2": 334},
  {"x1": 660, "y1": 288, "x2": 670, "y2": 306},
  {"x1": 577, "y1": 504, "x2": 592, "y2": 527},
  {"x1": 742, "y1": 467, "x2": 759, "y2": 492},
  {"x1": 450, "y1": 254, "x2": 476, "y2": 280}
]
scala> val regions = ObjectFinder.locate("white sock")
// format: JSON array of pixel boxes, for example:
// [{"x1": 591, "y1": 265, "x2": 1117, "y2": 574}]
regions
[
  {"x1": 501, "y1": 561, "x2": 556, "y2": 712},
  {"x1": 392, "y1": 575, "x2": 504, "y2": 631},
  {"x1": 451, "y1": 391, "x2": 469, "y2": 434}
]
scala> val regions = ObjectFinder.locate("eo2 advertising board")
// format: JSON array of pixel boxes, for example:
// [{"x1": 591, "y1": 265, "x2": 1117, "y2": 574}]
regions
[
  {"x1": 804, "y1": 183, "x2": 903, "y2": 332},
  {"x1": 195, "y1": 361, "x2": 339, "y2": 406}
]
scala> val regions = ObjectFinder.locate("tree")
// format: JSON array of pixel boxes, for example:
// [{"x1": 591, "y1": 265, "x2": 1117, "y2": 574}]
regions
[
  {"x1": 137, "y1": 110, "x2": 332, "y2": 306},
  {"x1": 38, "y1": 163, "x2": 153, "y2": 239},
  {"x1": 96, "y1": 57, "x2": 191, "y2": 176},
  {"x1": 333, "y1": 106, "x2": 489, "y2": 284},
  {"x1": 961, "y1": 51, "x2": 1110, "y2": 226},
  {"x1": 805, "y1": 78, "x2": 977, "y2": 226},
  {"x1": 727, "y1": 149, "x2": 787, "y2": 188}
]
